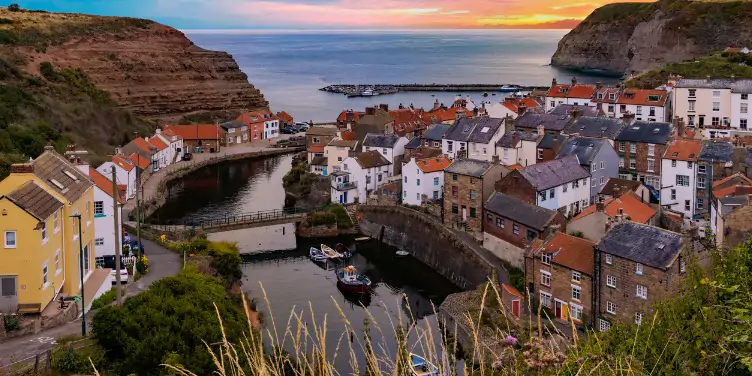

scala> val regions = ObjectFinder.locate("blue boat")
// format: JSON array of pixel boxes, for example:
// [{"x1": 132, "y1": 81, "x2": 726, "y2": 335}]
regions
[
  {"x1": 309, "y1": 247, "x2": 327, "y2": 263},
  {"x1": 409, "y1": 353, "x2": 439, "y2": 376},
  {"x1": 335, "y1": 266, "x2": 371, "y2": 293},
  {"x1": 500, "y1": 85, "x2": 519, "y2": 93},
  {"x1": 336, "y1": 243, "x2": 353, "y2": 259}
]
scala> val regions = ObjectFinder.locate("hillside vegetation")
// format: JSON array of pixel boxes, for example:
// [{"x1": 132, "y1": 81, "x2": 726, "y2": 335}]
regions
[{"x1": 627, "y1": 52, "x2": 752, "y2": 88}]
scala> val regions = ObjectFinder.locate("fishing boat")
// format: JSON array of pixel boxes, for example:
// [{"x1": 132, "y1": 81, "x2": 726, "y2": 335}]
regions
[
  {"x1": 309, "y1": 247, "x2": 328, "y2": 263},
  {"x1": 396, "y1": 250, "x2": 410, "y2": 257},
  {"x1": 335, "y1": 265, "x2": 372, "y2": 293},
  {"x1": 500, "y1": 85, "x2": 519, "y2": 93},
  {"x1": 321, "y1": 244, "x2": 343, "y2": 260},
  {"x1": 409, "y1": 353, "x2": 439, "y2": 376},
  {"x1": 336, "y1": 243, "x2": 353, "y2": 259}
]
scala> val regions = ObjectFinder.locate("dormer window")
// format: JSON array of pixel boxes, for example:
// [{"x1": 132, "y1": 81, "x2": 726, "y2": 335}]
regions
[
  {"x1": 609, "y1": 93, "x2": 617, "y2": 100},
  {"x1": 597, "y1": 93, "x2": 604, "y2": 100},
  {"x1": 648, "y1": 95, "x2": 660, "y2": 102}
]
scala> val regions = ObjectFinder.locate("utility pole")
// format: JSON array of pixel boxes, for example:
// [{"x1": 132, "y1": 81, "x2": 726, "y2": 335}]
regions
[
  {"x1": 71, "y1": 214, "x2": 86, "y2": 336},
  {"x1": 136, "y1": 153, "x2": 142, "y2": 260},
  {"x1": 111, "y1": 166, "x2": 122, "y2": 305}
]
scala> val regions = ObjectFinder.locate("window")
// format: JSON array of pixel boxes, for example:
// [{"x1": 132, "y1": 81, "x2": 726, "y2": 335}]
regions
[
  {"x1": 4, "y1": 231, "x2": 16, "y2": 248},
  {"x1": 591, "y1": 164, "x2": 596, "y2": 172},
  {"x1": 636, "y1": 285, "x2": 648, "y2": 300},
  {"x1": 687, "y1": 161, "x2": 693, "y2": 169},
  {"x1": 697, "y1": 197, "x2": 704, "y2": 210},
  {"x1": 636, "y1": 263, "x2": 643, "y2": 275},
  {"x1": 630, "y1": 158, "x2": 636, "y2": 170},
  {"x1": 572, "y1": 285, "x2": 581, "y2": 300},
  {"x1": 600, "y1": 161, "x2": 605, "y2": 170},
  {"x1": 676, "y1": 175, "x2": 690, "y2": 187},
  {"x1": 451, "y1": 204, "x2": 458, "y2": 214},
  {"x1": 403, "y1": 191, "x2": 406, "y2": 198},
  {"x1": 608, "y1": 104, "x2": 615, "y2": 113},
  {"x1": 688, "y1": 115, "x2": 695, "y2": 126},
  {"x1": 599, "y1": 319, "x2": 611, "y2": 331},
  {"x1": 671, "y1": 159, "x2": 677, "y2": 167},
  {"x1": 743, "y1": 94, "x2": 749, "y2": 100},
  {"x1": 600, "y1": 176, "x2": 605, "y2": 185},
  {"x1": 570, "y1": 304, "x2": 583, "y2": 321},
  {"x1": 487, "y1": 213, "x2": 493, "y2": 223},
  {"x1": 55, "y1": 251, "x2": 60, "y2": 272},
  {"x1": 649, "y1": 107, "x2": 656, "y2": 116},
  {"x1": 697, "y1": 176, "x2": 706, "y2": 189},
  {"x1": 549, "y1": 189, "x2": 555, "y2": 199},
  {"x1": 572, "y1": 271, "x2": 581, "y2": 282},
  {"x1": 592, "y1": 177, "x2": 597, "y2": 186},
  {"x1": 619, "y1": 142, "x2": 625, "y2": 152},
  {"x1": 41, "y1": 223, "x2": 47, "y2": 242},
  {"x1": 606, "y1": 254, "x2": 613, "y2": 264},
  {"x1": 404, "y1": 176, "x2": 407, "y2": 183},
  {"x1": 635, "y1": 312, "x2": 644, "y2": 325},
  {"x1": 742, "y1": 103, "x2": 749, "y2": 114},
  {"x1": 540, "y1": 271, "x2": 551, "y2": 287},
  {"x1": 713, "y1": 90, "x2": 721, "y2": 97},
  {"x1": 563, "y1": 184, "x2": 568, "y2": 193},
  {"x1": 496, "y1": 217, "x2": 504, "y2": 228},
  {"x1": 434, "y1": 177, "x2": 439, "y2": 186},
  {"x1": 416, "y1": 193, "x2": 420, "y2": 201},
  {"x1": 712, "y1": 117, "x2": 720, "y2": 126},
  {"x1": 416, "y1": 179, "x2": 420, "y2": 186},
  {"x1": 540, "y1": 292, "x2": 552, "y2": 308},
  {"x1": 527, "y1": 230, "x2": 537, "y2": 241},
  {"x1": 337, "y1": 157, "x2": 343, "y2": 162},
  {"x1": 539, "y1": 191, "x2": 547, "y2": 202},
  {"x1": 312, "y1": 137, "x2": 320, "y2": 144},
  {"x1": 452, "y1": 174, "x2": 458, "y2": 181},
  {"x1": 470, "y1": 190, "x2": 477, "y2": 201},
  {"x1": 607, "y1": 275, "x2": 617, "y2": 288},
  {"x1": 647, "y1": 158, "x2": 655, "y2": 172},
  {"x1": 433, "y1": 191, "x2": 439, "y2": 200},
  {"x1": 742, "y1": 119, "x2": 748, "y2": 129},
  {"x1": 619, "y1": 157, "x2": 625, "y2": 168},
  {"x1": 685, "y1": 200, "x2": 691, "y2": 211},
  {"x1": 541, "y1": 253, "x2": 552, "y2": 265},
  {"x1": 636, "y1": 105, "x2": 642, "y2": 115},
  {"x1": 382, "y1": 148, "x2": 387, "y2": 154},
  {"x1": 447, "y1": 142, "x2": 453, "y2": 152},
  {"x1": 451, "y1": 186, "x2": 458, "y2": 198},
  {"x1": 698, "y1": 164, "x2": 706, "y2": 174},
  {"x1": 647, "y1": 144, "x2": 655, "y2": 156},
  {"x1": 42, "y1": 265, "x2": 48, "y2": 285},
  {"x1": 513, "y1": 223, "x2": 519, "y2": 235},
  {"x1": 53, "y1": 211, "x2": 59, "y2": 231},
  {"x1": 606, "y1": 301, "x2": 616, "y2": 314},
  {"x1": 537, "y1": 149, "x2": 543, "y2": 160},
  {"x1": 629, "y1": 143, "x2": 636, "y2": 153},
  {"x1": 94, "y1": 201, "x2": 104, "y2": 216},
  {"x1": 469, "y1": 207, "x2": 476, "y2": 218},
  {"x1": 95, "y1": 238, "x2": 104, "y2": 246},
  {"x1": 550, "y1": 101, "x2": 555, "y2": 108},
  {"x1": 688, "y1": 89, "x2": 696, "y2": 98}
]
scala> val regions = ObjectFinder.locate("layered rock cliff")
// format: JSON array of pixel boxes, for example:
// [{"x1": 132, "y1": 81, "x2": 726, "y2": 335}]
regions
[{"x1": 551, "y1": 0, "x2": 752, "y2": 75}]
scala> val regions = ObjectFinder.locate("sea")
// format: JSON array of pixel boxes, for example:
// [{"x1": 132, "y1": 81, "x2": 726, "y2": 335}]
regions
[{"x1": 183, "y1": 29, "x2": 620, "y2": 122}]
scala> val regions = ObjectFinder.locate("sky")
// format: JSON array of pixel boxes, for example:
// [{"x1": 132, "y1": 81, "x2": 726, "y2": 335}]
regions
[{"x1": 8, "y1": 0, "x2": 649, "y2": 29}]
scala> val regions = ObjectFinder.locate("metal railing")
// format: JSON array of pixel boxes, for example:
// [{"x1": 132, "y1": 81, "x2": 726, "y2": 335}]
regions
[
  {"x1": 0, "y1": 338, "x2": 95, "y2": 375},
  {"x1": 332, "y1": 181, "x2": 357, "y2": 191},
  {"x1": 176, "y1": 206, "x2": 329, "y2": 229}
]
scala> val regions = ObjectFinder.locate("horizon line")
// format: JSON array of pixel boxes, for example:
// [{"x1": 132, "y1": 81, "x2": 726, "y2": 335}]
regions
[{"x1": 181, "y1": 28, "x2": 574, "y2": 33}]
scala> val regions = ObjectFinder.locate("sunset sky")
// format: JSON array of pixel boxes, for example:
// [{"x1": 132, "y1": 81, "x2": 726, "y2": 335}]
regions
[{"x1": 11, "y1": 0, "x2": 648, "y2": 29}]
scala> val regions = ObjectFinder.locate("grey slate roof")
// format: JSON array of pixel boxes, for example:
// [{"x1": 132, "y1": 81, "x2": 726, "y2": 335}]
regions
[
  {"x1": 719, "y1": 196, "x2": 750, "y2": 216},
  {"x1": 30, "y1": 149, "x2": 93, "y2": 203},
  {"x1": 537, "y1": 133, "x2": 567, "y2": 149},
  {"x1": 518, "y1": 155, "x2": 590, "y2": 191},
  {"x1": 676, "y1": 78, "x2": 752, "y2": 92},
  {"x1": 601, "y1": 178, "x2": 643, "y2": 196},
  {"x1": 549, "y1": 104, "x2": 602, "y2": 117},
  {"x1": 310, "y1": 156, "x2": 327, "y2": 166},
  {"x1": 220, "y1": 121, "x2": 245, "y2": 130},
  {"x1": 615, "y1": 121, "x2": 672, "y2": 144},
  {"x1": 731, "y1": 80, "x2": 752, "y2": 94},
  {"x1": 444, "y1": 117, "x2": 504, "y2": 144},
  {"x1": 515, "y1": 113, "x2": 571, "y2": 131},
  {"x1": 596, "y1": 222, "x2": 683, "y2": 270},
  {"x1": 563, "y1": 117, "x2": 625, "y2": 139},
  {"x1": 556, "y1": 138, "x2": 608, "y2": 165},
  {"x1": 4, "y1": 181, "x2": 64, "y2": 221},
  {"x1": 363, "y1": 133, "x2": 400, "y2": 148},
  {"x1": 423, "y1": 123, "x2": 451, "y2": 141},
  {"x1": 699, "y1": 141, "x2": 734, "y2": 163},
  {"x1": 354, "y1": 150, "x2": 391, "y2": 169},
  {"x1": 496, "y1": 131, "x2": 539, "y2": 148},
  {"x1": 484, "y1": 192, "x2": 559, "y2": 231},
  {"x1": 445, "y1": 158, "x2": 495, "y2": 178},
  {"x1": 405, "y1": 136, "x2": 421, "y2": 150}
]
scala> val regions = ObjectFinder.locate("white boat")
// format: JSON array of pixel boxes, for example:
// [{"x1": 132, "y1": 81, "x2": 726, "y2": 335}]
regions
[
  {"x1": 321, "y1": 244, "x2": 343, "y2": 259},
  {"x1": 396, "y1": 250, "x2": 410, "y2": 257},
  {"x1": 409, "y1": 353, "x2": 439, "y2": 376},
  {"x1": 361, "y1": 89, "x2": 379, "y2": 96},
  {"x1": 500, "y1": 85, "x2": 519, "y2": 93},
  {"x1": 310, "y1": 247, "x2": 327, "y2": 262}
]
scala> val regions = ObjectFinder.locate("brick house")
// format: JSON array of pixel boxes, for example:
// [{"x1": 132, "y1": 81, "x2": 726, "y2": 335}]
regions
[
  {"x1": 306, "y1": 127, "x2": 338, "y2": 165},
  {"x1": 526, "y1": 232, "x2": 596, "y2": 326},
  {"x1": 220, "y1": 121, "x2": 250, "y2": 145},
  {"x1": 595, "y1": 222, "x2": 686, "y2": 332},
  {"x1": 614, "y1": 120, "x2": 673, "y2": 189},
  {"x1": 443, "y1": 159, "x2": 508, "y2": 236},
  {"x1": 536, "y1": 133, "x2": 567, "y2": 163},
  {"x1": 162, "y1": 124, "x2": 225, "y2": 153},
  {"x1": 483, "y1": 192, "x2": 566, "y2": 268}
]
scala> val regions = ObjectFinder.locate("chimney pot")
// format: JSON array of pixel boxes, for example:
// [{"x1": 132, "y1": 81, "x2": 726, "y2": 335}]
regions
[
  {"x1": 571, "y1": 76, "x2": 577, "y2": 86},
  {"x1": 552, "y1": 78, "x2": 557, "y2": 87}
]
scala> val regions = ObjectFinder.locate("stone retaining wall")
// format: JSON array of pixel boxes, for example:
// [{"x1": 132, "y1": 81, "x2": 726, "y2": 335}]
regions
[{"x1": 357, "y1": 205, "x2": 495, "y2": 290}]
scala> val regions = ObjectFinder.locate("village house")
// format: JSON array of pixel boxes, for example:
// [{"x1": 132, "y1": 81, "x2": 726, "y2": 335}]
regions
[
  {"x1": 163, "y1": 124, "x2": 225, "y2": 153},
  {"x1": 145, "y1": 136, "x2": 170, "y2": 170},
  {"x1": 155, "y1": 128, "x2": 184, "y2": 165},
  {"x1": 389, "y1": 106, "x2": 428, "y2": 139},
  {"x1": 595, "y1": 222, "x2": 687, "y2": 331},
  {"x1": 442, "y1": 117, "x2": 506, "y2": 161},
  {"x1": 259, "y1": 109, "x2": 280, "y2": 140},
  {"x1": 495, "y1": 131, "x2": 539, "y2": 167},
  {"x1": 354, "y1": 105, "x2": 395, "y2": 142},
  {"x1": 331, "y1": 151, "x2": 392, "y2": 204},
  {"x1": 556, "y1": 138, "x2": 620, "y2": 204},
  {"x1": 402, "y1": 156, "x2": 452, "y2": 205},
  {"x1": 424, "y1": 101, "x2": 474, "y2": 124},
  {"x1": 85, "y1": 167, "x2": 124, "y2": 260},
  {"x1": 443, "y1": 159, "x2": 508, "y2": 235},
  {"x1": 568, "y1": 191, "x2": 657, "y2": 242},
  {"x1": 549, "y1": 104, "x2": 602, "y2": 118},
  {"x1": 614, "y1": 120, "x2": 673, "y2": 189},
  {"x1": 710, "y1": 173, "x2": 752, "y2": 246},
  {"x1": 121, "y1": 137, "x2": 157, "y2": 173},
  {"x1": 96, "y1": 155, "x2": 137, "y2": 200},
  {"x1": 220, "y1": 121, "x2": 250, "y2": 145},
  {"x1": 527, "y1": 232, "x2": 596, "y2": 325},
  {"x1": 325, "y1": 138, "x2": 359, "y2": 173},
  {"x1": 536, "y1": 133, "x2": 567, "y2": 163},
  {"x1": 615, "y1": 89, "x2": 671, "y2": 122},
  {"x1": 310, "y1": 156, "x2": 328, "y2": 176},
  {"x1": 495, "y1": 155, "x2": 591, "y2": 217},
  {"x1": 671, "y1": 78, "x2": 752, "y2": 130},
  {"x1": 337, "y1": 109, "x2": 365, "y2": 129},
  {"x1": 592, "y1": 86, "x2": 622, "y2": 116},
  {"x1": 660, "y1": 138, "x2": 702, "y2": 221},
  {"x1": 599, "y1": 178, "x2": 652, "y2": 203},
  {"x1": 306, "y1": 127, "x2": 338, "y2": 166},
  {"x1": 276, "y1": 111, "x2": 294, "y2": 127},
  {"x1": 483, "y1": 192, "x2": 566, "y2": 268},
  {"x1": 561, "y1": 116, "x2": 626, "y2": 144},
  {"x1": 362, "y1": 133, "x2": 409, "y2": 175},
  {"x1": 513, "y1": 112, "x2": 572, "y2": 136},
  {"x1": 544, "y1": 77, "x2": 598, "y2": 112},
  {"x1": 0, "y1": 145, "x2": 97, "y2": 313},
  {"x1": 486, "y1": 97, "x2": 542, "y2": 119}
]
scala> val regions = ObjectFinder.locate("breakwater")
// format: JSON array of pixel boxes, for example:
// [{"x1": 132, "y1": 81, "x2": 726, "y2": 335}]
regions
[{"x1": 321, "y1": 84, "x2": 544, "y2": 97}]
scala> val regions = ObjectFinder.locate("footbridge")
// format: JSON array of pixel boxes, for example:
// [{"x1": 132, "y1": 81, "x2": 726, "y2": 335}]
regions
[{"x1": 141, "y1": 207, "x2": 324, "y2": 234}]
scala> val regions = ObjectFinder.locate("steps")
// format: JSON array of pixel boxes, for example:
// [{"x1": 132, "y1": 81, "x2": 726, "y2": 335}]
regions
[{"x1": 346, "y1": 207, "x2": 362, "y2": 233}]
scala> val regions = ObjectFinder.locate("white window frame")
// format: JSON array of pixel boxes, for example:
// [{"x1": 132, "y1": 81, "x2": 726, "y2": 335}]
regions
[
  {"x1": 540, "y1": 270, "x2": 551, "y2": 287},
  {"x1": 629, "y1": 143, "x2": 636, "y2": 153},
  {"x1": 606, "y1": 301, "x2": 616, "y2": 314},
  {"x1": 607, "y1": 275, "x2": 616, "y2": 288},
  {"x1": 4, "y1": 230, "x2": 16, "y2": 248},
  {"x1": 635, "y1": 312, "x2": 644, "y2": 325},
  {"x1": 540, "y1": 291, "x2": 552, "y2": 308},
  {"x1": 55, "y1": 250, "x2": 61, "y2": 275},
  {"x1": 636, "y1": 263, "x2": 643, "y2": 275},
  {"x1": 541, "y1": 253, "x2": 552, "y2": 265},
  {"x1": 572, "y1": 271, "x2": 581, "y2": 282},
  {"x1": 570, "y1": 303, "x2": 583, "y2": 321},
  {"x1": 636, "y1": 284, "x2": 648, "y2": 300},
  {"x1": 600, "y1": 161, "x2": 605, "y2": 170},
  {"x1": 599, "y1": 319, "x2": 611, "y2": 331},
  {"x1": 605, "y1": 254, "x2": 613, "y2": 264},
  {"x1": 41, "y1": 223, "x2": 47, "y2": 244},
  {"x1": 571, "y1": 285, "x2": 582, "y2": 301},
  {"x1": 95, "y1": 238, "x2": 105, "y2": 246},
  {"x1": 42, "y1": 263, "x2": 48, "y2": 287},
  {"x1": 53, "y1": 211, "x2": 60, "y2": 233}
]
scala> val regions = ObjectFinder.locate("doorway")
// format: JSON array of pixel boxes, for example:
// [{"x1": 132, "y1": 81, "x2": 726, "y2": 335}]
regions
[
  {"x1": 0, "y1": 276, "x2": 18, "y2": 313},
  {"x1": 555, "y1": 300, "x2": 568, "y2": 320},
  {"x1": 512, "y1": 299, "x2": 521, "y2": 318}
]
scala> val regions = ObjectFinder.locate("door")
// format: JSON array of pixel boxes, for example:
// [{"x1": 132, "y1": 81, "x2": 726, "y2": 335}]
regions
[
  {"x1": 555, "y1": 300, "x2": 568, "y2": 320},
  {"x1": 236, "y1": 136, "x2": 241, "y2": 143},
  {"x1": 461, "y1": 205, "x2": 467, "y2": 221},
  {"x1": 555, "y1": 301, "x2": 562, "y2": 318},
  {"x1": 0, "y1": 276, "x2": 18, "y2": 313},
  {"x1": 264, "y1": 131, "x2": 268, "y2": 139},
  {"x1": 512, "y1": 300, "x2": 520, "y2": 318},
  {"x1": 343, "y1": 191, "x2": 348, "y2": 203},
  {"x1": 699, "y1": 116, "x2": 705, "y2": 127}
]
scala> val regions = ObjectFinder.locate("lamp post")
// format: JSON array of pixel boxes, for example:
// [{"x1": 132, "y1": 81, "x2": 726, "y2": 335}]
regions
[
  {"x1": 134, "y1": 132, "x2": 143, "y2": 261},
  {"x1": 70, "y1": 213, "x2": 86, "y2": 336}
]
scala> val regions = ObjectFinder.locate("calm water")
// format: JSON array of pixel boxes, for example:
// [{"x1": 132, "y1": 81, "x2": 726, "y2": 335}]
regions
[{"x1": 184, "y1": 29, "x2": 619, "y2": 122}]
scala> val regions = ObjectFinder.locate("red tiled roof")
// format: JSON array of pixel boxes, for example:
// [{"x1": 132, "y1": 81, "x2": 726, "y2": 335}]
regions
[
  {"x1": 502, "y1": 97, "x2": 541, "y2": 113},
  {"x1": 714, "y1": 185, "x2": 752, "y2": 199},
  {"x1": 615, "y1": 89, "x2": 669, "y2": 106},
  {"x1": 341, "y1": 131, "x2": 357, "y2": 141},
  {"x1": 712, "y1": 173, "x2": 752, "y2": 199},
  {"x1": 713, "y1": 172, "x2": 752, "y2": 189},
  {"x1": 390, "y1": 108, "x2": 428, "y2": 137},
  {"x1": 415, "y1": 156, "x2": 451, "y2": 173},
  {"x1": 277, "y1": 111, "x2": 293, "y2": 123},
  {"x1": 130, "y1": 152, "x2": 150, "y2": 170},
  {"x1": 507, "y1": 164, "x2": 522, "y2": 171},
  {"x1": 112, "y1": 155, "x2": 135, "y2": 172},
  {"x1": 308, "y1": 145, "x2": 325, "y2": 153},
  {"x1": 664, "y1": 139, "x2": 702, "y2": 162},
  {"x1": 132, "y1": 137, "x2": 156, "y2": 155},
  {"x1": 592, "y1": 87, "x2": 620, "y2": 103},
  {"x1": 338, "y1": 110, "x2": 365, "y2": 123},
  {"x1": 501, "y1": 283, "x2": 523, "y2": 298},
  {"x1": 427, "y1": 107, "x2": 473, "y2": 122},
  {"x1": 572, "y1": 192, "x2": 656, "y2": 224},
  {"x1": 547, "y1": 84, "x2": 596, "y2": 99},
  {"x1": 164, "y1": 124, "x2": 223, "y2": 141},
  {"x1": 535, "y1": 232, "x2": 595, "y2": 274},
  {"x1": 237, "y1": 109, "x2": 277, "y2": 126},
  {"x1": 89, "y1": 167, "x2": 124, "y2": 203},
  {"x1": 147, "y1": 136, "x2": 169, "y2": 151}
]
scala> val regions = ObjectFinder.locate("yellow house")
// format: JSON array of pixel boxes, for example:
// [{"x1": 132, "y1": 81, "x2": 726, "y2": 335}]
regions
[{"x1": 0, "y1": 146, "x2": 95, "y2": 313}]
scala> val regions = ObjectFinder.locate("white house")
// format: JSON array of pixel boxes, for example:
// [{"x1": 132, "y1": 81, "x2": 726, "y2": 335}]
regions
[
  {"x1": 260, "y1": 109, "x2": 280, "y2": 140},
  {"x1": 96, "y1": 155, "x2": 137, "y2": 200},
  {"x1": 731, "y1": 81, "x2": 752, "y2": 130},
  {"x1": 362, "y1": 133, "x2": 409, "y2": 173},
  {"x1": 78, "y1": 167, "x2": 123, "y2": 260},
  {"x1": 660, "y1": 138, "x2": 702, "y2": 220},
  {"x1": 442, "y1": 117, "x2": 506, "y2": 161},
  {"x1": 504, "y1": 155, "x2": 591, "y2": 217},
  {"x1": 495, "y1": 131, "x2": 540, "y2": 167},
  {"x1": 145, "y1": 136, "x2": 170, "y2": 170},
  {"x1": 331, "y1": 151, "x2": 392, "y2": 204},
  {"x1": 325, "y1": 138, "x2": 358, "y2": 173},
  {"x1": 614, "y1": 89, "x2": 670, "y2": 122},
  {"x1": 156, "y1": 128, "x2": 184, "y2": 164},
  {"x1": 486, "y1": 97, "x2": 542, "y2": 119},
  {"x1": 673, "y1": 78, "x2": 734, "y2": 128},
  {"x1": 402, "y1": 156, "x2": 451, "y2": 205},
  {"x1": 544, "y1": 77, "x2": 597, "y2": 112}
]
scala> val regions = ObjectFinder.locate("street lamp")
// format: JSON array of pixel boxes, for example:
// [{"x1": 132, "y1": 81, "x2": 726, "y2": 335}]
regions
[{"x1": 69, "y1": 213, "x2": 86, "y2": 336}]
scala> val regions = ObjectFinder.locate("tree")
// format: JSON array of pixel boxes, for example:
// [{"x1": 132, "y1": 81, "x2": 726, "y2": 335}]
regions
[{"x1": 7, "y1": 4, "x2": 20, "y2": 11}]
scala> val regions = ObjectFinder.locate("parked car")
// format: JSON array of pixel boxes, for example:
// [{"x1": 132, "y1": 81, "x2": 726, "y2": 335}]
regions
[
  {"x1": 129, "y1": 240, "x2": 145, "y2": 255},
  {"x1": 102, "y1": 255, "x2": 129, "y2": 284},
  {"x1": 294, "y1": 123, "x2": 308, "y2": 132},
  {"x1": 281, "y1": 126, "x2": 297, "y2": 134},
  {"x1": 182, "y1": 153, "x2": 193, "y2": 161}
]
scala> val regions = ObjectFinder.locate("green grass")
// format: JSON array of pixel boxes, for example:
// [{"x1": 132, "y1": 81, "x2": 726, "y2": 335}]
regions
[
  {"x1": 627, "y1": 52, "x2": 752, "y2": 89},
  {"x1": 89, "y1": 286, "x2": 125, "y2": 310}
]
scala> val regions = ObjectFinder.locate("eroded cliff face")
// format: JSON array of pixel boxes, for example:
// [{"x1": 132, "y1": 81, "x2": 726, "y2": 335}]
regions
[
  {"x1": 18, "y1": 21, "x2": 267, "y2": 120},
  {"x1": 551, "y1": 0, "x2": 752, "y2": 75}
]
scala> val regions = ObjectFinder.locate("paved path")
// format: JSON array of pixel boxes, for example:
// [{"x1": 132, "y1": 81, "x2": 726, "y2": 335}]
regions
[
  {"x1": 450, "y1": 228, "x2": 510, "y2": 285},
  {"x1": 0, "y1": 238, "x2": 180, "y2": 365}
]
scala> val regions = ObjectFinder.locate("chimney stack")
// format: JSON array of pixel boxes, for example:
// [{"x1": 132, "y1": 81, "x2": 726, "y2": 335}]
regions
[
  {"x1": 366, "y1": 107, "x2": 376, "y2": 116},
  {"x1": 678, "y1": 118, "x2": 686, "y2": 139},
  {"x1": 399, "y1": 103, "x2": 404, "y2": 110},
  {"x1": 379, "y1": 104, "x2": 389, "y2": 112},
  {"x1": 433, "y1": 99, "x2": 440, "y2": 110},
  {"x1": 10, "y1": 163, "x2": 34, "y2": 174},
  {"x1": 596, "y1": 200, "x2": 605, "y2": 212},
  {"x1": 571, "y1": 76, "x2": 577, "y2": 86},
  {"x1": 455, "y1": 109, "x2": 466, "y2": 120},
  {"x1": 536, "y1": 124, "x2": 545, "y2": 135},
  {"x1": 570, "y1": 108, "x2": 582, "y2": 118},
  {"x1": 492, "y1": 155, "x2": 499, "y2": 164},
  {"x1": 595, "y1": 81, "x2": 603, "y2": 89},
  {"x1": 622, "y1": 112, "x2": 636, "y2": 123},
  {"x1": 552, "y1": 78, "x2": 557, "y2": 87},
  {"x1": 504, "y1": 115, "x2": 516, "y2": 134}
]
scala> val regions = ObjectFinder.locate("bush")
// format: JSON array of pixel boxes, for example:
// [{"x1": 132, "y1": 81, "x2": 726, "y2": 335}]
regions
[
  {"x1": 51, "y1": 344, "x2": 106, "y2": 374},
  {"x1": 39, "y1": 61, "x2": 57, "y2": 81},
  {"x1": 326, "y1": 203, "x2": 353, "y2": 229},
  {"x1": 507, "y1": 267, "x2": 525, "y2": 294},
  {"x1": 3, "y1": 312, "x2": 20, "y2": 332},
  {"x1": 90, "y1": 286, "x2": 124, "y2": 310},
  {"x1": 309, "y1": 211, "x2": 336, "y2": 226},
  {"x1": 7, "y1": 4, "x2": 20, "y2": 11},
  {"x1": 569, "y1": 231, "x2": 585, "y2": 238},
  {"x1": 135, "y1": 255, "x2": 148, "y2": 274}
]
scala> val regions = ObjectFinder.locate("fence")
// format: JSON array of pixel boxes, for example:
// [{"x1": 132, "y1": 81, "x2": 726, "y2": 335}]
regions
[{"x1": 0, "y1": 338, "x2": 95, "y2": 375}]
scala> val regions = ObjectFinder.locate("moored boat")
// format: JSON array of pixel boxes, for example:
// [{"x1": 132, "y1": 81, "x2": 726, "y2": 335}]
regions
[
  {"x1": 409, "y1": 353, "x2": 439, "y2": 376},
  {"x1": 321, "y1": 244, "x2": 343, "y2": 259},
  {"x1": 335, "y1": 265, "x2": 372, "y2": 293},
  {"x1": 396, "y1": 250, "x2": 410, "y2": 257},
  {"x1": 310, "y1": 247, "x2": 327, "y2": 262},
  {"x1": 336, "y1": 243, "x2": 353, "y2": 259},
  {"x1": 500, "y1": 85, "x2": 519, "y2": 93}
]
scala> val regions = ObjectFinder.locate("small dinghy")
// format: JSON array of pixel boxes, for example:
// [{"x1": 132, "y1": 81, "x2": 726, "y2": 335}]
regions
[
  {"x1": 322, "y1": 244, "x2": 343, "y2": 260},
  {"x1": 335, "y1": 265, "x2": 372, "y2": 293},
  {"x1": 309, "y1": 247, "x2": 327, "y2": 262},
  {"x1": 409, "y1": 353, "x2": 439, "y2": 376},
  {"x1": 396, "y1": 250, "x2": 410, "y2": 257},
  {"x1": 336, "y1": 243, "x2": 353, "y2": 259}
]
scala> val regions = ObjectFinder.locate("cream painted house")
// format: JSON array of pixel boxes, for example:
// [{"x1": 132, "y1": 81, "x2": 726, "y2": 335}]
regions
[
  {"x1": 673, "y1": 79, "x2": 734, "y2": 128},
  {"x1": 325, "y1": 138, "x2": 358, "y2": 173}
]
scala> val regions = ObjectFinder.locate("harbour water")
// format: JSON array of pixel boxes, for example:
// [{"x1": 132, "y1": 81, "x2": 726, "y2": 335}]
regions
[{"x1": 184, "y1": 29, "x2": 620, "y2": 122}]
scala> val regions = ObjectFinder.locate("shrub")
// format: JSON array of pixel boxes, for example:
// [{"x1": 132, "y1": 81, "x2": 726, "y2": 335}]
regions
[
  {"x1": 7, "y1": 4, "x2": 20, "y2": 11},
  {"x1": 0, "y1": 18, "x2": 13, "y2": 25},
  {"x1": 309, "y1": 211, "x2": 336, "y2": 226},
  {"x1": 507, "y1": 266, "x2": 525, "y2": 294},
  {"x1": 51, "y1": 344, "x2": 106, "y2": 374},
  {"x1": 135, "y1": 255, "x2": 148, "y2": 274},
  {"x1": 90, "y1": 286, "x2": 124, "y2": 310},
  {"x1": 569, "y1": 231, "x2": 585, "y2": 238},
  {"x1": 2, "y1": 312, "x2": 20, "y2": 332},
  {"x1": 326, "y1": 203, "x2": 353, "y2": 229},
  {"x1": 39, "y1": 61, "x2": 57, "y2": 81}
]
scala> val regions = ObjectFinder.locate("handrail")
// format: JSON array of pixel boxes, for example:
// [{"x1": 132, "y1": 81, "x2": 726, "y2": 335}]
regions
[{"x1": 146, "y1": 206, "x2": 331, "y2": 228}]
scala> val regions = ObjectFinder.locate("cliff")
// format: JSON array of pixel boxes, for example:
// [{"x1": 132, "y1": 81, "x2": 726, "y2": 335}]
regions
[{"x1": 551, "y1": 0, "x2": 752, "y2": 75}]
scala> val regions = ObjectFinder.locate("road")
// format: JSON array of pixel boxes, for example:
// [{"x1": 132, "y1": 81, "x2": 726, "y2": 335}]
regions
[{"x1": 0, "y1": 238, "x2": 180, "y2": 365}]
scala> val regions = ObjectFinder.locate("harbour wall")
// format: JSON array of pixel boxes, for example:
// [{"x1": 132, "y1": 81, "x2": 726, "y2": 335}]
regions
[
  {"x1": 321, "y1": 83, "x2": 544, "y2": 93},
  {"x1": 357, "y1": 205, "x2": 495, "y2": 290}
]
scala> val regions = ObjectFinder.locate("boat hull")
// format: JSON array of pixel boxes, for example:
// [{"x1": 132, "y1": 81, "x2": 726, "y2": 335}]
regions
[{"x1": 337, "y1": 280, "x2": 371, "y2": 293}]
